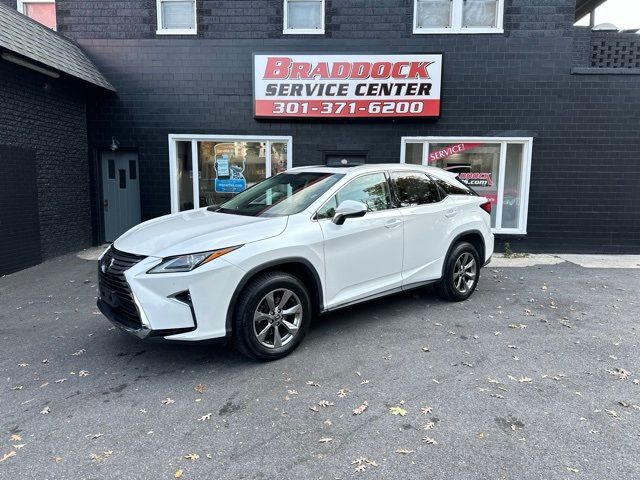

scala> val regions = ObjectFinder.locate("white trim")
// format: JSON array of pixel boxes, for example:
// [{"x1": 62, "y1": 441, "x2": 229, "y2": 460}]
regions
[
  {"x1": 283, "y1": 0, "x2": 325, "y2": 35},
  {"x1": 168, "y1": 134, "x2": 294, "y2": 213},
  {"x1": 156, "y1": 0, "x2": 197, "y2": 36},
  {"x1": 18, "y1": 0, "x2": 56, "y2": 30},
  {"x1": 413, "y1": 0, "x2": 504, "y2": 35},
  {"x1": 400, "y1": 136, "x2": 533, "y2": 235}
]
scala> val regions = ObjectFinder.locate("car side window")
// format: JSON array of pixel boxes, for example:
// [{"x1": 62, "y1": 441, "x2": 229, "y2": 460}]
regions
[
  {"x1": 391, "y1": 172, "x2": 441, "y2": 207},
  {"x1": 434, "y1": 176, "x2": 474, "y2": 196},
  {"x1": 316, "y1": 172, "x2": 392, "y2": 220}
]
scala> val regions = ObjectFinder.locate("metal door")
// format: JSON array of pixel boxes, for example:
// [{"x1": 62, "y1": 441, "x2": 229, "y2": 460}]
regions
[{"x1": 101, "y1": 151, "x2": 141, "y2": 242}]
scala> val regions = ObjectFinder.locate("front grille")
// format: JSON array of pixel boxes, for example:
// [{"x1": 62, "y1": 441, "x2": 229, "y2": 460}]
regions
[{"x1": 98, "y1": 247, "x2": 146, "y2": 328}]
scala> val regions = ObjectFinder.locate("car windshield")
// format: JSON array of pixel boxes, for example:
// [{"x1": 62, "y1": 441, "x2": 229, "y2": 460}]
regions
[{"x1": 216, "y1": 172, "x2": 344, "y2": 217}]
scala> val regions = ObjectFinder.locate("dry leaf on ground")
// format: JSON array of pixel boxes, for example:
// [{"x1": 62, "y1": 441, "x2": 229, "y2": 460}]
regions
[
  {"x1": 389, "y1": 406, "x2": 407, "y2": 416},
  {"x1": 395, "y1": 448, "x2": 414, "y2": 454},
  {"x1": 184, "y1": 453, "x2": 200, "y2": 461},
  {"x1": 353, "y1": 401, "x2": 368, "y2": 415}
]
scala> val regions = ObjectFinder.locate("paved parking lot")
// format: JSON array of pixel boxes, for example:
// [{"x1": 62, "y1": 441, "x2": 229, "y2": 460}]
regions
[{"x1": 1, "y1": 251, "x2": 639, "y2": 479}]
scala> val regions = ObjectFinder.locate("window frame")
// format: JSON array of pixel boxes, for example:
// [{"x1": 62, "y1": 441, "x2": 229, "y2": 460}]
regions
[
  {"x1": 17, "y1": 0, "x2": 56, "y2": 30},
  {"x1": 168, "y1": 134, "x2": 293, "y2": 212},
  {"x1": 413, "y1": 0, "x2": 504, "y2": 35},
  {"x1": 400, "y1": 136, "x2": 533, "y2": 234},
  {"x1": 283, "y1": 0, "x2": 325, "y2": 35},
  {"x1": 156, "y1": 0, "x2": 197, "y2": 36}
]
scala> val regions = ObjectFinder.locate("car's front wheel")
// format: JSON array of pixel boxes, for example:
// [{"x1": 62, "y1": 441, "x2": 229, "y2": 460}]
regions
[
  {"x1": 435, "y1": 241, "x2": 480, "y2": 302},
  {"x1": 233, "y1": 272, "x2": 312, "y2": 361}
]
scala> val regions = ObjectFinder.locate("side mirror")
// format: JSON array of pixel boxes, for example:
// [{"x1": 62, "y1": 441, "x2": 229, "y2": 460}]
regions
[{"x1": 332, "y1": 200, "x2": 367, "y2": 225}]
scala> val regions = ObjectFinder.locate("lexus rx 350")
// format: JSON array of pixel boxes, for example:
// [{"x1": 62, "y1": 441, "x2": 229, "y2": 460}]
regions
[{"x1": 97, "y1": 164, "x2": 494, "y2": 360}]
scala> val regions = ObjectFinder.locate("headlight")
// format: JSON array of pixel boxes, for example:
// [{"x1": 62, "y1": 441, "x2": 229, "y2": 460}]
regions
[{"x1": 147, "y1": 246, "x2": 241, "y2": 274}]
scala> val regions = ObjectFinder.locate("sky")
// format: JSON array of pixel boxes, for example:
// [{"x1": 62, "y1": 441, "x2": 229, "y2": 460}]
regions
[{"x1": 575, "y1": 0, "x2": 640, "y2": 30}]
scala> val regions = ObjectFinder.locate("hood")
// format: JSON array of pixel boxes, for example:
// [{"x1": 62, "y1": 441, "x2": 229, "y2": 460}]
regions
[{"x1": 113, "y1": 208, "x2": 288, "y2": 257}]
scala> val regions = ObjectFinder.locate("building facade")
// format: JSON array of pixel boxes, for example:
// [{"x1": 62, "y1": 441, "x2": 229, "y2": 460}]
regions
[{"x1": 1, "y1": 0, "x2": 639, "y2": 259}]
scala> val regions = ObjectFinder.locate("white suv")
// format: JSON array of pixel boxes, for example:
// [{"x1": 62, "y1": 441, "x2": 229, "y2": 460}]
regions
[{"x1": 97, "y1": 164, "x2": 494, "y2": 360}]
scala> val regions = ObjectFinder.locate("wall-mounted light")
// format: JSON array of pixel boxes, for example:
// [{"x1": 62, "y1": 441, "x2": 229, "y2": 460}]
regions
[
  {"x1": 1, "y1": 52, "x2": 60, "y2": 79},
  {"x1": 109, "y1": 137, "x2": 120, "y2": 151}
]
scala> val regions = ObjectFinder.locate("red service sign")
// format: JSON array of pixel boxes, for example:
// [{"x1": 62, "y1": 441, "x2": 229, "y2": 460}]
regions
[
  {"x1": 253, "y1": 54, "x2": 443, "y2": 118},
  {"x1": 427, "y1": 143, "x2": 481, "y2": 164}
]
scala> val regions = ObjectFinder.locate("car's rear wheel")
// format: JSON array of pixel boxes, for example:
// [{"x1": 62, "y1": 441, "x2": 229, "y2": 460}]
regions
[
  {"x1": 233, "y1": 272, "x2": 312, "y2": 361},
  {"x1": 436, "y1": 241, "x2": 480, "y2": 302}
]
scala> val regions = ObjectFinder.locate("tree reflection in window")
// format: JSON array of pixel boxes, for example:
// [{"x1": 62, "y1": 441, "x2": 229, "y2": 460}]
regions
[
  {"x1": 316, "y1": 173, "x2": 391, "y2": 219},
  {"x1": 392, "y1": 172, "x2": 440, "y2": 207}
]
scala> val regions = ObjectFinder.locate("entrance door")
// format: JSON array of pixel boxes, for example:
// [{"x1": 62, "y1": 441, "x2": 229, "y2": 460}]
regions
[{"x1": 101, "y1": 151, "x2": 141, "y2": 242}]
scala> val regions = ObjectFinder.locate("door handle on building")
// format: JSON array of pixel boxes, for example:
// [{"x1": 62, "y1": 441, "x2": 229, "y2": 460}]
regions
[{"x1": 445, "y1": 209, "x2": 458, "y2": 218}]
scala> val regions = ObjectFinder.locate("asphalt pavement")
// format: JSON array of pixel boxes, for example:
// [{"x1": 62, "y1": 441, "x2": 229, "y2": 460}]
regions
[{"x1": 1, "y1": 251, "x2": 639, "y2": 479}]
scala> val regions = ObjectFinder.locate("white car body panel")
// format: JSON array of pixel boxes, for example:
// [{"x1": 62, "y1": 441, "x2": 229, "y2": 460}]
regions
[{"x1": 98, "y1": 163, "x2": 494, "y2": 343}]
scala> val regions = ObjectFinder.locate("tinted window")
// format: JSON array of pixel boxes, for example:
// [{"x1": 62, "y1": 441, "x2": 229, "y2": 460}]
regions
[
  {"x1": 391, "y1": 172, "x2": 440, "y2": 207},
  {"x1": 434, "y1": 176, "x2": 474, "y2": 196},
  {"x1": 316, "y1": 173, "x2": 392, "y2": 220}
]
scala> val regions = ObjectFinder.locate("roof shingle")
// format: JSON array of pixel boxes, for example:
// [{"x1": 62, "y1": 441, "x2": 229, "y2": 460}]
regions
[{"x1": 0, "y1": 4, "x2": 114, "y2": 91}]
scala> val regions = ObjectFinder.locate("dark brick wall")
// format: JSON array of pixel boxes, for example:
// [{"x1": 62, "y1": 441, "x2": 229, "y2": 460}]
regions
[
  {"x1": 0, "y1": 60, "x2": 92, "y2": 260},
  {"x1": 55, "y1": 0, "x2": 640, "y2": 253}
]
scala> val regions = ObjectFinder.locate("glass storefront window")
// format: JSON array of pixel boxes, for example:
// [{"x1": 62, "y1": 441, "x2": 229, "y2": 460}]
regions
[
  {"x1": 428, "y1": 142, "x2": 501, "y2": 227},
  {"x1": 170, "y1": 136, "x2": 292, "y2": 212},
  {"x1": 401, "y1": 137, "x2": 532, "y2": 234}
]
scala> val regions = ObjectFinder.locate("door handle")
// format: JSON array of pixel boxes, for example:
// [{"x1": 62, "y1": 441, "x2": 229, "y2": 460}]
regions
[
  {"x1": 385, "y1": 218, "x2": 402, "y2": 229},
  {"x1": 445, "y1": 209, "x2": 458, "y2": 218}
]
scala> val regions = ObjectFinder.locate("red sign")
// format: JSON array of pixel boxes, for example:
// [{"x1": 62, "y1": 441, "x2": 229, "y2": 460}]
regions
[
  {"x1": 458, "y1": 172, "x2": 493, "y2": 187},
  {"x1": 427, "y1": 143, "x2": 481, "y2": 164},
  {"x1": 254, "y1": 54, "x2": 443, "y2": 118}
]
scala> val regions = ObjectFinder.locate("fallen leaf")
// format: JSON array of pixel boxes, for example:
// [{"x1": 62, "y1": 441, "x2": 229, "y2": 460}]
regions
[
  {"x1": 318, "y1": 400, "x2": 334, "y2": 408},
  {"x1": 389, "y1": 406, "x2": 407, "y2": 416},
  {"x1": 605, "y1": 409, "x2": 620, "y2": 418},
  {"x1": 54, "y1": 379, "x2": 67, "y2": 384},
  {"x1": 309, "y1": 405, "x2": 320, "y2": 412},
  {"x1": 52, "y1": 456, "x2": 62, "y2": 463},
  {"x1": 353, "y1": 401, "x2": 368, "y2": 415},
  {"x1": 174, "y1": 470, "x2": 184, "y2": 478},
  {"x1": 351, "y1": 457, "x2": 378, "y2": 472},
  {"x1": 198, "y1": 413, "x2": 212, "y2": 421},
  {"x1": 18, "y1": 363, "x2": 29, "y2": 367},
  {"x1": 78, "y1": 370, "x2": 90, "y2": 377},
  {"x1": 567, "y1": 467, "x2": 579, "y2": 473},
  {"x1": 306, "y1": 380, "x2": 320, "y2": 387},
  {"x1": 421, "y1": 347, "x2": 430, "y2": 352},
  {"x1": 184, "y1": 453, "x2": 200, "y2": 461},
  {"x1": 337, "y1": 388, "x2": 351, "y2": 398},
  {"x1": 607, "y1": 368, "x2": 631, "y2": 380},
  {"x1": 508, "y1": 324, "x2": 527, "y2": 329},
  {"x1": 71, "y1": 349, "x2": 86, "y2": 356},
  {"x1": 318, "y1": 437, "x2": 333, "y2": 443},
  {"x1": 85, "y1": 433, "x2": 104, "y2": 440},
  {"x1": 10, "y1": 434, "x2": 22, "y2": 442},
  {"x1": 162, "y1": 398, "x2": 175, "y2": 405},
  {"x1": 422, "y1": 436, "x2": 438, "y2": 445},
  {"x1": 194, "y1": 384, "x2": 205, "y2": 394},
  {"x1": 420, "y1": 406, "x2": 433, "y2": 415},
  {"x1": 287, "y1": 389, "x2": 299, "y2": 395},
  {"x1": 90, "y1": 450, "x2": 113, "y2": 462},
  {"x1": 10, "y1": 386, "x2": 23, "y2": 391},
  {"x1": 0, "y1": 451, "x2": 16, "y2": 463},
  {"x1": 395, "y1": 448, "x2": 414, "y2": 454},
  {"x1": 40, "y1": 406, "x2": 51, "y2": 415},
  {"x1": 12, "y1": 444, "x2": 25, "y2": 450}
]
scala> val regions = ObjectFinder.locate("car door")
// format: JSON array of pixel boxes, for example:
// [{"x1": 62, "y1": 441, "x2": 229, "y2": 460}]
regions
[
  {"x1": 390, "y1": 171, "x2": 451, "y2": 286},
  {"x1": 317, "y1": 172, "x2": 404, "y2": 309}
]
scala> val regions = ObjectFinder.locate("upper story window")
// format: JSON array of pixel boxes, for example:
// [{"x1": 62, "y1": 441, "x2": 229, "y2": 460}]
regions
[
  {"x1": 413, "y1": 0, "x2": 504, "y2": 34},
  {"x1": 18, "y1": 0, "x2": 56, "y2": 30},
  {"x1": 156, "y1": 0, "x2": 197, "y2": 35},
  {"x1": 284, "y1": 0, "x2": 325, "y2": 35}
]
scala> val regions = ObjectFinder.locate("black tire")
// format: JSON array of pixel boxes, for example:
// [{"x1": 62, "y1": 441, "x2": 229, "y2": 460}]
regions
[
  {"x1": 435, "y1": 241, "x2": 481, "y2": 302},
  {"x1": 233, "y1": 271, "x2": 312, "y2": 361}
]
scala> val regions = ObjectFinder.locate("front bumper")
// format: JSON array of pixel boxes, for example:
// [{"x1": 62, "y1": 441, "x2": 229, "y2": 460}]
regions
[{"x1": 97, "y1": 248, "x2": 245, "y2": 341}]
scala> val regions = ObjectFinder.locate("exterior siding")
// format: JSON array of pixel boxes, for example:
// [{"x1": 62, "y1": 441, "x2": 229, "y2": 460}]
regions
[
  {"x1": 35, "y1": 0, "x2": 640, "y2": 253},
  {"x1": 0, "y1": 60, "x2": 92, "y2": 260}
]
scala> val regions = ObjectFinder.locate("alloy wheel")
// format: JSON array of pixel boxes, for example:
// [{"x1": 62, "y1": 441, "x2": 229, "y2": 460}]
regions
[
  {"x1": 453, "y1": 252, "x2": 477, "y2": 294},
  {"x1": 252, "y1": 288, "x2": 303, "y2": 349}
]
